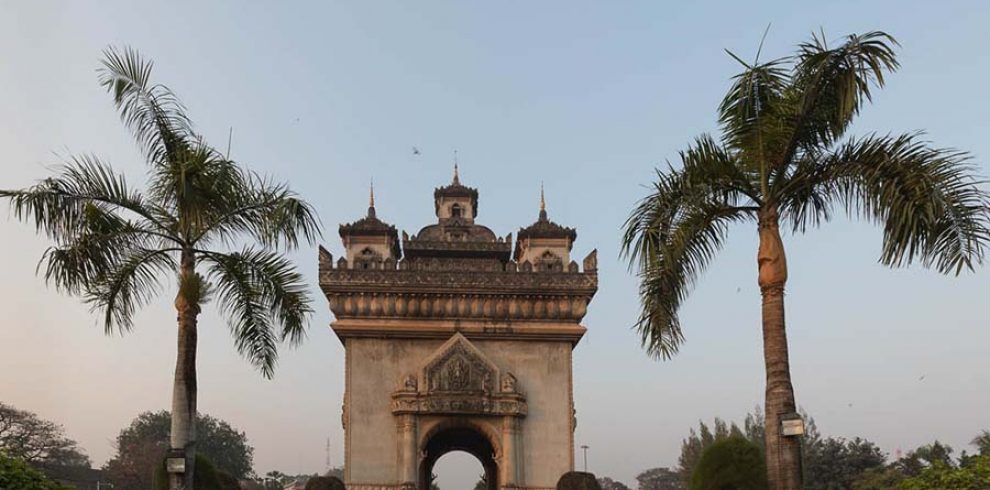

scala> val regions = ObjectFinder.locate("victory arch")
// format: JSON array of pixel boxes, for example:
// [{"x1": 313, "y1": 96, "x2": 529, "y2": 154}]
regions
[{"x1": 319, "y1": 168, "x2": 598, "y2": 490}]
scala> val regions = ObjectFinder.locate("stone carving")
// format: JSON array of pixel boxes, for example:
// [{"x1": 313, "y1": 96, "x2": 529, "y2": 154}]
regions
[
  {"x1": 501, "y1": 372, "x2": 517, "y2": 393},
  {"x1": 401, "y1": 374, "x2": 418, "y2": 392},
  {"x1": 425, "y1": 338, "x2": 494, "y2": 393}
]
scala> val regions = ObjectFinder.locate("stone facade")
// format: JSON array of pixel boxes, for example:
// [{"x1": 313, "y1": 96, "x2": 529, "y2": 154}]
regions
[{"x1": 320, "y1": 168, "x2": 597, "y2": 490}]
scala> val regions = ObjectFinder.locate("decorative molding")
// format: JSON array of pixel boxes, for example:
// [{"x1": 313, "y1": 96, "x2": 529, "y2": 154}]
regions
[{"x1": 391, "y1": 334, "x2": 528, "y2": 418}]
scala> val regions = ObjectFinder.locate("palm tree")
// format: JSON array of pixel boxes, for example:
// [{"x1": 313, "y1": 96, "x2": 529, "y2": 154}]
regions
[
  {"x1": 1, "y1": 47, "x2": 320, "y2": 490},
  {"x1": 622, "y1": 31, "x2": 989, "y2": 490}
]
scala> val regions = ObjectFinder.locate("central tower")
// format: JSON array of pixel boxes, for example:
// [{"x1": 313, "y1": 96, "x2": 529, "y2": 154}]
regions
[{"x1": 319, "y1": 168, "x2": 598, "y2": 490}]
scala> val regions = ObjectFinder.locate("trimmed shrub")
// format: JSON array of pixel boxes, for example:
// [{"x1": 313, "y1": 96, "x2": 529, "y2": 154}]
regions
[
  {"x1": 305, "y1": 475, "x2": 347, "y2": 490},
  {"x1": 557, "y1": 471, "x2": 602, "y2": 490},
  {"x1": 152, "y1": 454, "x2": 221, "y2": 490},
  {"x1": 689, "y1": 435, "x2": 768, "y2": 490}
]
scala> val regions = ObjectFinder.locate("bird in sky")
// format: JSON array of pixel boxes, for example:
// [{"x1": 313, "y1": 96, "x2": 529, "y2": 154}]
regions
[{"x1": 412, "y1": 146, "x2": 421, "y2": 155}]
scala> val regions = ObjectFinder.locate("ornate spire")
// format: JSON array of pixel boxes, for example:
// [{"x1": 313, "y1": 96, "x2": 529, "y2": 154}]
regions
[
  {"x1": 368, "y1": 178, "x2": 376, "y2": 218},
  {"x1": 452, "y1": 150, "x2": 460, "y2": 185},
  {"x1": 539, "y1": 182, "x2": 547, "y2": 220}
]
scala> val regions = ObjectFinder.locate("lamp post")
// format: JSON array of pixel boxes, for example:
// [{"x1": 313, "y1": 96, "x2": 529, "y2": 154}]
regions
[{"x1": 580, "y1": 445, "x2": 589, "y2": 472}]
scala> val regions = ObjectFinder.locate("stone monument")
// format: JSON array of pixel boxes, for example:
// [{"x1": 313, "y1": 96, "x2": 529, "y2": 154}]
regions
[{"x1": 319, "y1": 167, "x2": 598, "y2": 490}]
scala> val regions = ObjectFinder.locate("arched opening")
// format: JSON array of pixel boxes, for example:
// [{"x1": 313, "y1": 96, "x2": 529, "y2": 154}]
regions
[
  {"x1": 451, "y1": 203, "x2": 463, "y2": 218},
  {"x1": 431, "y1": 451, "x2": 486, "y2": 490},
  {"x1": 419, "y1": 425, "x2": 498, "y2": 490}
]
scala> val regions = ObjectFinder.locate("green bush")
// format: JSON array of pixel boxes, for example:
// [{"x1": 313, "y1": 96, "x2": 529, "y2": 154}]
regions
[
  {"x1": 690, "y1": 435, "x2": 768, "y2": 490},
  {"x1": 152, "y1": 454, "x2": 221, "y2": 490},
  {"x1": 0, "y1": 453, "x2": 69, "y2": 490}
]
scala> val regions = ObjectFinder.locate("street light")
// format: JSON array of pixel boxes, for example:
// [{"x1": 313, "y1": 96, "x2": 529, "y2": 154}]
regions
[{"x1": 580, "y1": 445, "x2": 589, "y2": 472}]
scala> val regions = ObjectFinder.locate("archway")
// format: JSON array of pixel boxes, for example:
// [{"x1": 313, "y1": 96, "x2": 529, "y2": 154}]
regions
[{"x1": 419, "y1": 425, "x2": 498, "y2": 490}]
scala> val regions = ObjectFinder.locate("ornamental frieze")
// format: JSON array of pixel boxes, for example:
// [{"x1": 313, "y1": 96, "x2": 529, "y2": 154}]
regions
[{"x1": 324, "y1": 292, "x2": 591, "y2": 322}]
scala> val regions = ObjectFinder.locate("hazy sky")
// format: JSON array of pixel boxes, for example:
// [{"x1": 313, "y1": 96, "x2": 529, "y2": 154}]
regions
[{"x1": 2, "y1": 1, "x2": 989, "y2": 489}]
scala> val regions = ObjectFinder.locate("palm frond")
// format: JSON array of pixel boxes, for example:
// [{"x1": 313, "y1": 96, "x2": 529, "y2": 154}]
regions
[
  {"x1": 200, "y1": 248, "x2": 313, "y2": 378},
  {"x1": 782, "y1": 31, "x2": 899, "y2": 161},
  {"x1": 718, "y1": 55, "x2": 791, "y2": 172},
  {"x1": 192, "y1": 170, "x2": 321, "y2": 249},
  {"x1": 802, "y1": 133, "x2": 990, "y2": 274},
  {"x1": 85, "y1": 248, "x2": 178, "y2": 334},
  {"x1": 99, "y1": 46, "x2": 193, "y2": 167},
  {"x1": 1, "y1": 155, "x2": 170, "y2": 242},
  {"x1": 623, "y1": 139, "x2": 758, "y2": 358}
]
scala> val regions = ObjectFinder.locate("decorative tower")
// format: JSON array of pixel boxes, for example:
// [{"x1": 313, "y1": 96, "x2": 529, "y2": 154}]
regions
[
  {"x1": 514, "y1": 186, "x2": 578, "y2": 272},
  {"x1": 337, "y1": 183, "x2": 401, "y2": 269}
]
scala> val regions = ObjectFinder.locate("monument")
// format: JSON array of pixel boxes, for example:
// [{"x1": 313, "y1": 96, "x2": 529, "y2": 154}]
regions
[{"x1": 319, "y1": 167, "x2": 598, "y2": 490}]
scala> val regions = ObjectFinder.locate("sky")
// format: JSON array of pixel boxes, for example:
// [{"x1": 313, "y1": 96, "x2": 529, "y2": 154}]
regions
[{"x1": 1, "y1": 1, "x2": 989, "y2": 489}]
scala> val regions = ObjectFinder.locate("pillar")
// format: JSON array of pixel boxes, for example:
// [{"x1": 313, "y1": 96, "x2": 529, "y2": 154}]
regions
[
  {"x1": 501, "y1": 416, "x2": 520, "y2": 489},
  {"x1": 398, "y1": 414, "x2": 417, "y2": 489}
]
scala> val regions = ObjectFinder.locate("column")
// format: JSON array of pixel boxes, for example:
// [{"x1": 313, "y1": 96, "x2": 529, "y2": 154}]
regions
[
  {"x1": 398, "y1": 414, "x2": 418, "y2": 489},
  {"x1": 501, "y1": 416, "x2": 520, "y2": 489}
]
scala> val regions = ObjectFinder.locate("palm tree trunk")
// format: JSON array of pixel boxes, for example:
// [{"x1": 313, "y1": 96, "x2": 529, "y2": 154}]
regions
[
  {"x1": 170, "y1": 250, "x2": 199, "y2": 490},
  {"x1": 757, "y1": 207, "x2": 802, "y2": 490}
]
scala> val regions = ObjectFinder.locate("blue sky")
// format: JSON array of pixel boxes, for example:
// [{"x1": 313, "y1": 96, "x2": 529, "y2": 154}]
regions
[{"x1": 1, "y1": 1, "x2": 988, "y2": 488}]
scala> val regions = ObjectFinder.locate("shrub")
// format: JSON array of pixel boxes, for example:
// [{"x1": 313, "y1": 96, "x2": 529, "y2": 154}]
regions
[
  {"x1": 690, "y1": 435, "x2": 768, "y2": 490},
  {"x1": 305, "y1": 475, "x2": 347, "y2": 490},
  {"x1": 152, "y1": 454, "x2": 221, "y2": 490},
  {"x1": 557, "y1": 471, "x2": 602, "y2": 490}
]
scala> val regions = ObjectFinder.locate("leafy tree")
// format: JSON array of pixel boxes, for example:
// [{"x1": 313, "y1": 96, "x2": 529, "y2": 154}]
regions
[
  {"x1": 901, "y1": 455, "x2": 990, "y2": 489},
  {"x1": 635, "y1": 467, "x2": 683, "y2": 490},
  {"x1": 0, "y1": 402, "x2": 90, "y2": 470},
  {"x1": 0, "y1": 47, "x2": 319, "y2": 490},
  {"x1": 803, "y1": 437, "x2": 885, "y2": 489},
  {"x1": 103, "y1": 410, "x2": 254, "y2": 490},
  {"x1": 622, "y1": 30, "x2": 990, "y2": 489},
  {"x1": 598, "y1": 476, "x2": 633, "y2": 490},
  {"x1": 689, "y1": 436, "x2": 767, "y2": 490},
  {"x1": 0, "y1": 453, "x2": 70, "y2": 490},
  {"x1": 678, "y1": 418, "x2": 744, "y2": 483},
  {"x1": 677, "y1": 407, "x2": 774, "y2": 483},
  {"x1": 972, "y1": 430, "x2": 990, "y2": 456}
]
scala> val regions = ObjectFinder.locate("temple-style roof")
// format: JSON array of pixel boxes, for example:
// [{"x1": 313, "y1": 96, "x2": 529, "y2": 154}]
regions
[
  {"x1": 514, "y1": 189, "x2": 577, "y2": 260},
  {"x1": 433, "y1": 164, "x2": 479, "y2": 217},
  {"x1": 338, "y1": 185, "x2": 401, "y2": 258}
]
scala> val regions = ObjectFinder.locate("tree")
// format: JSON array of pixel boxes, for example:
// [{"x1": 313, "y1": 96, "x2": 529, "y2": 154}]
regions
[
  {"x1": 677, "y1": 407, "x2": 772, "y2": 483},
  {"x1": 803, "y1": 437, "x2": 885, "y2": 489},
  {"x1": 689, "y1": 435, "x2": 767, "y2": 490},
  {"x1": 635, "y1": 467, "x2": 683, "y2": 490},
  {"x1": 971, "y1": 430, "x2": 990, "y2": 457},
  {"x1": 0, "y1": 47, "x2": 319, "y2": 490},
  {"x1": 0, "y1": 402, "x2": 90, "y2": 470},
  {"x1": 0, "y1": 453, "x2": 70, "y2": 490},
  {"x1": 103, "y1": 410, "x2": 254, "y2": 489},
  {"x1": 622, "y1": 30, "x2": 990, "y2": 490},
  {"x1": 901, "y1": 455, "x2": 990, "y2": 489},
  {"x1": 598, "y1": 476, "x2": 633, "y2": 490}
]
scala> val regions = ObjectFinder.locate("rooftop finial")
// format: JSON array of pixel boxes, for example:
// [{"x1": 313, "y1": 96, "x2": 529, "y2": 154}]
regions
[
  {"x1": 539, "y1": 182, "x2": 548, "y2": 220},
  {"x1": 453, "y1": 150, "x2": 460, "y2": 185},
  {"x1": 368, "y1": 178, "x2": 376, "y2": 218}
]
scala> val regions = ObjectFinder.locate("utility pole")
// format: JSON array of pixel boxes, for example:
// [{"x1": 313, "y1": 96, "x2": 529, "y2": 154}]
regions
[{"x1": 580, "y1": 445, "x2": 589, "y2": 472}]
